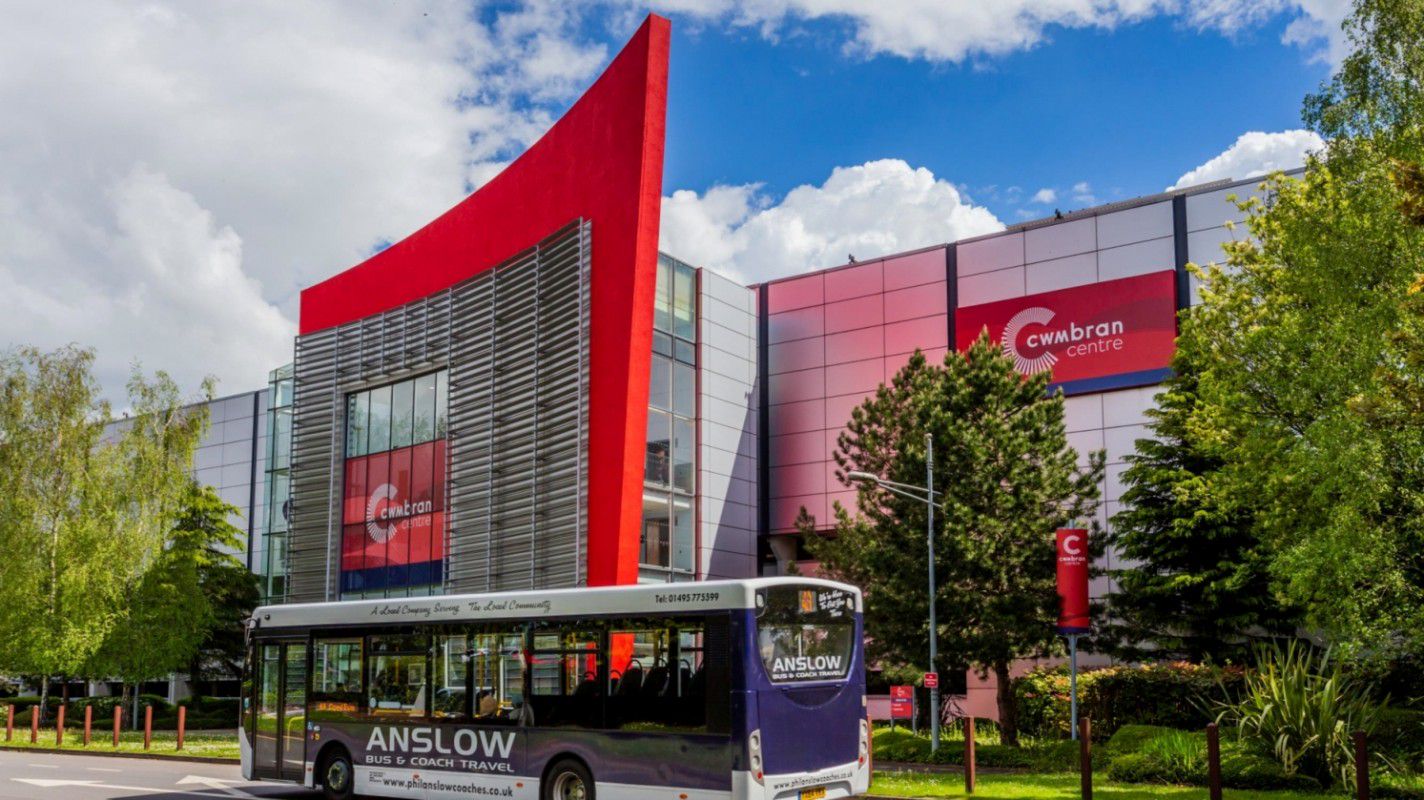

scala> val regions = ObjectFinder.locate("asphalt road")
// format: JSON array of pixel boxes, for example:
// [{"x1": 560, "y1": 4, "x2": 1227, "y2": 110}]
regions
[{"x1": 0, "y1": 751, "x2": 321, "y2": 800}]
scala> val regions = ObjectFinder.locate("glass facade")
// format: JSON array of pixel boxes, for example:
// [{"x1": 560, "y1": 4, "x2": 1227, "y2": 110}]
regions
[
  {"x1": 642, "y1": 255, "x2": 697, "y2": 581},
  {"x1": 341, "y1": 371, "x2": 449, "y2": 598},
  {"x1": 257, "y1": 364, "x2": 293, "y2": 604}
]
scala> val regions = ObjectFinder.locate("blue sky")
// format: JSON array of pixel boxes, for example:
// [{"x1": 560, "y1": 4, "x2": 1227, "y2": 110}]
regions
[{"x1": 660, "y1": 12, "x2": 1329, "y2": 220}]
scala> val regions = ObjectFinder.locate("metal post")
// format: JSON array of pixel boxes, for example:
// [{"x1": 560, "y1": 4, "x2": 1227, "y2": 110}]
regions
[
  {"x1": 926, "y1": 433, "x2": 939, "y2": 753},
  {"x1": 1069, "y1": 634, "x2": 1079, "y2": 740}
]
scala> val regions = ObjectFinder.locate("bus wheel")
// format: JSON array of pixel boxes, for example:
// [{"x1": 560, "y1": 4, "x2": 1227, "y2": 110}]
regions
[
  {"x1": 321, "y1": 748, "x2": 355, "y2": 800},
  {"x1": 543, "y1": 759, "x2": 595, "y2": 800}
]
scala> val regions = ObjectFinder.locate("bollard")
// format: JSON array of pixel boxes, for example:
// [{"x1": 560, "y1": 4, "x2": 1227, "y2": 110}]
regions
[
  {"x1": 83, "y1": 705, "x2": 92, "y2": 747},
  {"x1": 4, "y1": 704, "x2": 12, "y2": 741},
  {"x1": 55, "y1": 704, "x2": 64, "y2": 747},
  {"x1": 1079, "y1": 716, "x2": 1092, "y2": 800},
  {"x1": 1207, "y1": 723, "x2": 1222, "y2": 800},
  {"x1": 1355, "y1": 731, "x2": 1369, "y2": 800},
  {"x1": 143, "y1": 704, "x2": 152, "y2": 751},
  {"x1": 964, "y1": 717, "x2": 977, "y2": 794},
  {"x1": 30, "y1": 707, "x2": 39, "y2": 743},
  {"x1": 113, "y1": 706, "x2": 121, "y2": 747},
  {"x1": 177, "y1": 705, "x2": 186, "y2": 751}
]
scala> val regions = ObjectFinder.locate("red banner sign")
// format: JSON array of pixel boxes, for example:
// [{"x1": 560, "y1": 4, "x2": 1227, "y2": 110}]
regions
[
  {"x1": 890, "y1": 685, "x2": 914, "y2": 720},
  {"x1": 341, "y1": 439, "x2": 447, "y2": 593},
  {"x1": 956, "y1": 270, "x2": 1177, "y2": 385},
  {"x1": 1056, "y1": 528, "x2": 1090, "y2": 634}
]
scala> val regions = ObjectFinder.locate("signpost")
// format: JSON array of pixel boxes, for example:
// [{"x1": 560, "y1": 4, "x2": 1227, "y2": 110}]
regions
[
  {"x1": 1056, "y1": 527, "x2": 1090, "y2": 739},
  {"x1": 890, "y1": 685, "x2": 914, "y2": 728}
]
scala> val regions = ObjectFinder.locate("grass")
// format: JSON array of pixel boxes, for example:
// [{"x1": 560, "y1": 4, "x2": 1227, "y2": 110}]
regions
[
  {"x1": 0, "y1": 729, "x2": 239, "y2": 760},
  {"x1": 867, "y1": 771, "x2": 1330, "y2": 799}
]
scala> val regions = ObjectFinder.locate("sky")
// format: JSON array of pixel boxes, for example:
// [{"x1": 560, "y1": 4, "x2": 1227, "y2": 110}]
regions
[{"x1": 0, "y1": 1, "x2": 1345, "y2": 403}]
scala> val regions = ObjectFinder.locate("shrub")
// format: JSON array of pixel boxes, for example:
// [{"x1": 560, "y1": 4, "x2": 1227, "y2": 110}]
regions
[
  {"x1": 1214, "y1": 641, "x2": 1388, "y2": 789},
  {"x1": 1015, "y1": 662, "x2": 1244, "y2": 739},
  {"x1": 1105, "y1": 724, "x2": 1321, "y2": 791}
]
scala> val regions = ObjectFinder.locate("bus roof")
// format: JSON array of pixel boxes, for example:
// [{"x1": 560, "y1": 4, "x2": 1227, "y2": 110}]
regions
[{"x1": 250, "y1": 577, "x2": 862, "y2": 632}]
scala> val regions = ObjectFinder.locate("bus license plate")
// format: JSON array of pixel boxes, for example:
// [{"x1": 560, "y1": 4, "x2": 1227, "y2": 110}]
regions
[{"x1": 800, "y1": 788, "x2": 827, "y2": 800}]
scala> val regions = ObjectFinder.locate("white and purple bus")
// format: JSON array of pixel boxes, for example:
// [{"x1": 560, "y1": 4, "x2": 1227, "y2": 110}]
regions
[{"x1": 241, "y1": 577, "x2": 870, "y2": 800}]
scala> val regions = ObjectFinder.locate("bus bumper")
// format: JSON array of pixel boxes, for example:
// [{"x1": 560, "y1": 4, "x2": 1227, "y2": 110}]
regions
[{"x1": 733, "y1": 758, "x2": 871, "y2": 800}]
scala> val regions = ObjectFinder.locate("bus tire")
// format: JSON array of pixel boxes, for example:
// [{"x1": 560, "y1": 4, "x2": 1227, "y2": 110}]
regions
[
  {"x1": 319, "y1": 746, "x2": 355, "y2": 800},
  {"x1": 542, "y1": 758, "x2": 595, "y2": 800}
]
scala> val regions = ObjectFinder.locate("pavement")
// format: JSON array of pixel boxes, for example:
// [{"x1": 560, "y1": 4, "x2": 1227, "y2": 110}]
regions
[{"x1": 0, "y1": 751, "x2": 320, "y2": 800}]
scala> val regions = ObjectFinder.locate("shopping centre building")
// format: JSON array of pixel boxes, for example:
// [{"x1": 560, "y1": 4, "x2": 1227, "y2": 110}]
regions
[{"x1": 132, "y1": 15, "x2": 1283, "y2": 702}]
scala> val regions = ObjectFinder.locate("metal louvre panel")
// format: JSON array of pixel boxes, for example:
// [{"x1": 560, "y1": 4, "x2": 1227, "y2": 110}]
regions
[{"x1": 286, "y1": 220, "x2": 590, "y2": 602}]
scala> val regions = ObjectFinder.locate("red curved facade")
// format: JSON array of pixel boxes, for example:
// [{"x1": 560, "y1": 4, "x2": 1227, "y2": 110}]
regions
[{"x1": 299, "y1": 15, "x2": 670, "y2": 587}]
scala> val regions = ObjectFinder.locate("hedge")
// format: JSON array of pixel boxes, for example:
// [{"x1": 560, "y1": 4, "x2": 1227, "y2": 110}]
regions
[
  {"x1": 1014, "y1": 662, "x2": 1245, "y2": 739},
  {"x1": 1104, "y1": 725, "x2": 1321, "y2": 791}
]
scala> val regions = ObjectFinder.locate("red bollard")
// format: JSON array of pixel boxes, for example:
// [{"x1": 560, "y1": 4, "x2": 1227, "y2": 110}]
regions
[
  {"x1": 143, "y1": 705, "x2": 152, "y2": 751},
  {"x1": 112, "y1": 706, "x2": 121, "y2": 747},
  {"x1": 83, "y1": 705, "x2": 92, "y2": 747},
  {"x1": 55, "y1": 705, "x2": 64, "y2": 746},
  {"x1": 1079, "y1": 716, "x2": 1092, "y2": 800},
  {"x1": 177, "y1": 706, "x2": 186, "y2": 751},
  {"x1": 1207, "y1": 723, "x2": 1222, "y2": 800},
  {"x1": 30, "y1": 707, "x2": 39, "y2": 743},
  {"x1": 965, "y1": 717, "x2": 977, "y2": 794},
  {"x1": 4, "y1": 704, "x2": 12, "y2": 741}
]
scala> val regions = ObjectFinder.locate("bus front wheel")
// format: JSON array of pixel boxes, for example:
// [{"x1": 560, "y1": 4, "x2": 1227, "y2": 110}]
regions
[
  {"x1": 320, "y1": 748, "x2": 355, "y2": 800},
  {"x1": 543, "y1": 758, "x2": 595, "y2": 800}
]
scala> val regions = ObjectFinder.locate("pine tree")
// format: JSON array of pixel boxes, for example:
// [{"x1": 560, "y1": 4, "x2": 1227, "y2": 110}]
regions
[
  {"x1": 1104, "y1": 346, "x2": 1298, "y2": 662},
  {"x1": 808, "y1": 333, "x2": 1104, "y2": 745}
]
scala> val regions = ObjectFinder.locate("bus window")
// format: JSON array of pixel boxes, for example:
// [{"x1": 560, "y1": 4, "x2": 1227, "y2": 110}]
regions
[
  {"x1": 432, "y1": 633, "x2": 468, "y2": 720},
  {"x1": 756, "y1": 586, "x2": 856, "y2": 683},
  {"x1": 366, "y1": 634, "x2": 428, "y2": 717},
  {"x1": 530, "y1": 625, "x2": 602, "y2": 727},
  {"x1": 311, "y1": 639, "x2": 362, "y2": 720},
  {"x1": 604, "y1": 618, "x2": 712, "y2": 733},
  {"x1": 465, "y1": 630, "x2": 524, "y2": 725}
]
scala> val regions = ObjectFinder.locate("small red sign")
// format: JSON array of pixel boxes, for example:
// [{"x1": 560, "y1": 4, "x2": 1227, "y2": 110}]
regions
[
  {"x1": 890, "y1": 685, "x2": 913, "y2": 720},
  {"x1": 1056, "y1": 528, "x2": 1091, "y2": 634},
  {"x1": 923, "y1": 672, "x2": 939, "y2": 689},
  {"x1": 956, "y1": 270, "x2": 1177, "y2": 386}
]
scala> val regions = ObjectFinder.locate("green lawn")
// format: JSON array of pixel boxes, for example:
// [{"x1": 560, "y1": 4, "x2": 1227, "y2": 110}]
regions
[
  {"x1": 868, "y1": 771, "x2": 1330, "y2": 799},
  {"x1": 0, "y1": 730, "x2": 239, "y2": 760}
]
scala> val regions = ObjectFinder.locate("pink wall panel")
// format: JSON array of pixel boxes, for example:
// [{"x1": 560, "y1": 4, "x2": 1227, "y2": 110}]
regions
[
  {"x1": 768, "y1": 337, "x2": 825, "y2": 374},
  {"x1": 824, "y1": 461, "x2": 851, "y2": 494},
  {"x1": 824, "y1": 357, "x2": 885, "y2": 396},
  {"x1": 885, "y1": 314, "x2": 948, "y2": 355},
  {"x1": 826, "y1": 489, "x2": 859, "y2": 518},
  {"x1": 883, "y1": 282, "x2": 947, "y2": 323},
  {"x1": 768, "y1": 367, "x2": 826, "y2": 405},
  {"x1": 825, "y1": 392, "x2": 871, "y2": 433},
  {"x1": 824, "y1": 293, "x2": 884, "y2": 334},
  {"x1": 770, "y1": 462, "x2": 827, "y2": 499},
  {"x1": 769, "y1": 430, "x2": 830, "y2": 467},
  {"x1": 825, "y1": 326, "x2": 884, "y2": 364},
  {"x1": 824, "y1": 261, "x2": 884, "y2": 302},
  {"x1": 767, "y1": 273, "x2": 824, "y2": 313},
  {"x1": 767, "y1": 305, "x2": 824, "y2": 343},
  {"x1": 884, "y1": 248, "x2": 949, "y2": 290},
  {"x1": 886, "y1": 347, "x2": 949, "y2": 379},
  {"x1": 771, "y1": 493, "x2": 828, "y2": 531},
  {"x1": 768, "y1": 398, "x2": 826, "y2": 434}
]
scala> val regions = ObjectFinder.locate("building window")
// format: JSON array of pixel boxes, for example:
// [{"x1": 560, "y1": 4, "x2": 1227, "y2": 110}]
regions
[
  {"x1": 259, "y1": 364, "x2": 293, "y2": 604},
  {"x1": 341, "y1": 370, "x2": 448, "y2": 599},
  {"x1": 643, "y1": 255, "x2": 697, "y2": 580}
]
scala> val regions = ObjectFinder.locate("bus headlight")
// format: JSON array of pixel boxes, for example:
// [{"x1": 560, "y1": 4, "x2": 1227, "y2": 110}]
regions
[{"x1": 749, "y1": 729, "x2": 764, "y2": 784}]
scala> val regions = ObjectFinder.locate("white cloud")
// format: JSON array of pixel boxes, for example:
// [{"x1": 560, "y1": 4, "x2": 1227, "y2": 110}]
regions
[
  {"x1": 649, "y1": 0, "x2": 1354, "y2": 65},
  {"x1": 1169, "y1": 130, "x2": 1325, "y2": 189},
  {"x1": 659, "y1": 159, "x2": 1004, "y2": 283},
  {"x1": 0, "y1": 0, "x2": 611, "y2": 401},
  {"x1": 1031, "y1": 188, "x2": 1058, "y2": 205},
  {"x1": 1071, "y1": 181, "x2": 1097, "y2": 204}
]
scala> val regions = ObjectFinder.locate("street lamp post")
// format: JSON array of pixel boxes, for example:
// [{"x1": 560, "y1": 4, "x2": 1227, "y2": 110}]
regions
[{"x1": 848, "y1": 432, "x2": 941, "y2": 752}]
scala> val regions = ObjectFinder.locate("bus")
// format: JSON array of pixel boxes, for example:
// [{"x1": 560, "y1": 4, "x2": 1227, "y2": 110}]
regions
[{"x1": 241, "y1": 577, "x2": 870, "y2": 800}]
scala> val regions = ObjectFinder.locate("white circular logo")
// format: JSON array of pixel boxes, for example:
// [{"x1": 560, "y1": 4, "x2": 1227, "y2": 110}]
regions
[
  {"x1": 1062, "y1": 533, "x2": 1083, "y2": 556},
  {"x1": 1002, "y1": 306, "x2": 1058, "y2": 374},
  {"x1": 365, "y1": 483, "x2": 399, "y2": 543}
]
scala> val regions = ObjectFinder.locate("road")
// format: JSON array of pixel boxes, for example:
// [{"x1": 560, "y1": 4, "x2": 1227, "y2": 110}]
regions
[{"x1": 0, "y1": 751, "x2": 320, "y2": 800}]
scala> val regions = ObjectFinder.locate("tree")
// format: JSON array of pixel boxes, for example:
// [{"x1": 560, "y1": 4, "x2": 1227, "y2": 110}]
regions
[
  {"x1": 0, "y1": 346, "x2": 209, "y2": 719},
  {"x1": 808, "y1": 336, "x2": 1104, "y2": 745},
  {"x1": 89, "y1": 482, "x2": 257, "y2": 711},
  {"x1": 1180, "y1": 0, "x2": 1424, "y2": 657},
  {"x1": 1104, "y1": 346, "x2": 1299, "y2": 662}
]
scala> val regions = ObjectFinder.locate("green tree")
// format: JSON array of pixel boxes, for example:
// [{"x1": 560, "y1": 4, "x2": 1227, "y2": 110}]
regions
[
  {"x1": 182, "y1": 483, "x2": 261, "y2": 693},
  {"x1": 808, "y1": 336, "x2": 1104, "y2": 745},
  {"x1": 1180, "y1": 0, "x2": 1424, "y2": 657},
  {"x1": 1105, "y1": 346, "x2": 1299, "y2": 662},
  {"x1": 0, "y1": 346, "x2": 208, "y2": 719}
]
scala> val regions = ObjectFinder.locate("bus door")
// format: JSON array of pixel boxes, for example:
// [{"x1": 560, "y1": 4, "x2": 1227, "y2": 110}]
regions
[{"x1": 253, "y1": 639, "x2": 308, "y2": 782}]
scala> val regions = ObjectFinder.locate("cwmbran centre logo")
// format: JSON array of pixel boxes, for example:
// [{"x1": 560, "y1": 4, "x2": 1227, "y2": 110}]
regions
[
  {"x1": 1001, "y1": 307, "x2": 1058, "y2": 374},
  {"x1": 365, "y1": 483, "x2": 433, "y2": 543},
  {"x1": 1000, "y1": 306, "x2": 1128, "y2": 375}
]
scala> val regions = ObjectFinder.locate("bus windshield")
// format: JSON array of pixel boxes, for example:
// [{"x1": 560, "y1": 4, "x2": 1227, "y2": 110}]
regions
[{"x1": 755, "y1": 585, "x2": 856, "y2": 683}]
